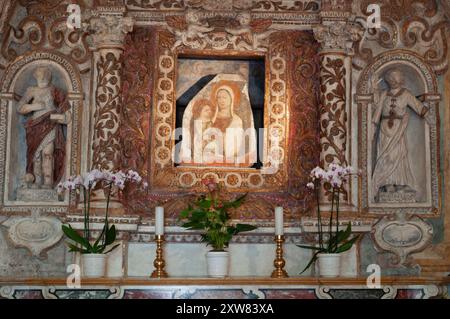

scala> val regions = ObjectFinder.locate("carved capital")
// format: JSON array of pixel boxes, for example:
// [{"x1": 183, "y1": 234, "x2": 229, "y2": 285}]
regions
[
  {"x1": 313, "y1": 22, "x2": 363, "y2": 54},
  {"x1": 88, "y1": 14, "x2": 134, "y2": 49}
]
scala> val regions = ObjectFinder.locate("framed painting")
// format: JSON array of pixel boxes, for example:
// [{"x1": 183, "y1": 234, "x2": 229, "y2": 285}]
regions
[{"x1": 121, "y1": 25, "x2": 321, "y2": 221}]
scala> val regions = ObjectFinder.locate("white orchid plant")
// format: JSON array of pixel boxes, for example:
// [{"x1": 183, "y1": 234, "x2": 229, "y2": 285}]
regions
[
  {"x1": 58, "y1": 169, "x2": 147, "y2": 254},
  {"x1": 299, "y1": 163, "x2": 360, "y2": 274}
]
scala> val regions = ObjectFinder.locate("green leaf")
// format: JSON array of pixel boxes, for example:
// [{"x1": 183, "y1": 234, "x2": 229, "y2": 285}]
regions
[
  {"x1": 198, "y1": 198, "x2": 212, "y2": 209},
  {"x1": 300, "y1": 251, "x2": 320, "y2": 275},
  {"x1": 93, "y1": 224, "x2": 107, "y2": 249},
  {"x1": 191, "y1": 210, "x2": 207, "y2": 220},
  {"x1": 104, "y1": 225, "x2": 117, "y2": 246},
  {"x1": 337, "y1": 223, "x2": 352, "y2": 242},
  {"x1": 179, "y1": 208, "x2": 192, "y2": 219},
  {"x1": 62, "y1": 225, "x2": 92, "y2": 250},
  {"x1": 296, "y1": 244, "x2": 324, "y2": 251},
  {"x1": 235, "y1": 223, "x2": 257, "y2": 233},
  {"x1": 67, "y1": 243, "x2": 86, "y2": 253}
]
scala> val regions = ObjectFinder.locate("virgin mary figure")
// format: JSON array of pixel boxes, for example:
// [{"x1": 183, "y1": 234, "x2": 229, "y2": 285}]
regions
[{"x1": 211, "y1": 83, "x2": 245, "y2": 163}]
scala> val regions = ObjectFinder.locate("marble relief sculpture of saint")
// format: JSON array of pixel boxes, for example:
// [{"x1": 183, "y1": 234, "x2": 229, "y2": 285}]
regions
[
  {"x1": 17, "y1": 66, "x2": 70, "y2": 190},
  {"x1": 371, "y1": 69, "x2": 430, "y2": 202}
]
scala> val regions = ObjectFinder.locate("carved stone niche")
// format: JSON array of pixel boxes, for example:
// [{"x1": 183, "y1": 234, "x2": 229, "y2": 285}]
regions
[
  {"x1": 0, "y1": 51, "x2": 83, "y2": 213},
  {"x1": 356, "y1": 50, "x2": 441, "y2": 216}
]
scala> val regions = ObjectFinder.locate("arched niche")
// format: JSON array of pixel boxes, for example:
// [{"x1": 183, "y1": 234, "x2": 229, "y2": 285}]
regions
[
  {"x1": 0, "y1": 51, "x2": 83, "y2": 213},
  {"x1": 355, "y1": 50, "x2": 441, "y2": 216}
]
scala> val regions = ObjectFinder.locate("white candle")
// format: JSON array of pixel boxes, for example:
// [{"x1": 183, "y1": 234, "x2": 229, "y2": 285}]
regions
[
  {"x1": 155, "y1": 206, "x2": 164, "y2": 235},
  {"x1": 275, "y1": 206, "x2": 284, "y2": 235}
]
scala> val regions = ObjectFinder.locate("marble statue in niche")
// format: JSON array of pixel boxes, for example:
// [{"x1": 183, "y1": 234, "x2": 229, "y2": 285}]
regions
[
  {"x1": 16, "y1": 66, "x2": 71, "y2": 201},
  {"x1": 371, "y1": 68, "x2": 431, "y2": 203}
]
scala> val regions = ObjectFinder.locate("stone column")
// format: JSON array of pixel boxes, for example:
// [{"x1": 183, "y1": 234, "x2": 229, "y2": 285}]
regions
[
  {"x1": 313, "y1": 6, "x2": 363, "y2": 203},
  {"x1": 89, "y1": 8, "x2": 134, "y2": 172},
  {"x1": 87, "y1": 8, "x2": 133, "y2": 209}
]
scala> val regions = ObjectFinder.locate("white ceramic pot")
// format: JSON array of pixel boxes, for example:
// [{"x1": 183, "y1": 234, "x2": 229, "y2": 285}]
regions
[
  {"x1": 206, "y1": 251, "x2": 230, "y2": 278},
  {"x1": 82, "y1": 254, "x2": 107, "y2": 278},
  {"x1": 317, "y1": 253, "x2": 341, "y2": 277}
]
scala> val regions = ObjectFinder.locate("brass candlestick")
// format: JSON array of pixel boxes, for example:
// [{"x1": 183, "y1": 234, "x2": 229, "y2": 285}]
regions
[
  {"x1": 151, "y1": 234, "x2": 168, "y2": 278},
  {"x1": 271, "y1": 235, "x2": 289, "y2": 278}
]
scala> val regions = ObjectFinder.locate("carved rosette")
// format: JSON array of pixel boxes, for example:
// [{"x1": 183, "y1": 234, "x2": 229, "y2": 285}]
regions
[{"x1": 89, "y1": 13, "x2": 134, "y2": 171}]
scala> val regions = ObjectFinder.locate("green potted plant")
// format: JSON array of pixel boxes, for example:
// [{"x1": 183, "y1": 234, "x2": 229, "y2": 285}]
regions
[
  {"x1": 298, "y1": 164, "x2": 359, "y2": 277},
  {"x1": 57, "y1": 169, "x2": 147, "y2": 277},
  {"x1": 179, "y1": 178, "x2": 257, "y2": 278}
]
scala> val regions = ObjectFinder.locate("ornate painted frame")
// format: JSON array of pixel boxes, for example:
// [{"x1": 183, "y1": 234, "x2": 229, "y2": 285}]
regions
[{"x1": 121, "y1": 25, "x2": 321, "y2": 222}]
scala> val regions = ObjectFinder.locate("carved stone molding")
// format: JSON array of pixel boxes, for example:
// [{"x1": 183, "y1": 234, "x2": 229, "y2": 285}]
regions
[
  {"x1": 165, "y1": 10, "x2": 275, "y2": 52},
  {"x1": 0, "y1": 2, "x2": 92, "y2": 68},
  {"x1": 372, "y1": 212, "x2": 433, "y2": 266},
  {"x1": 1, "y1": 213, "x2": 63, "y2": 258},
  {"x1": 353, "y1": 0, "x2": 449, "y2": 75},
  {"x1": 125, "y1": 0, "x2": 321, "y2": 12}
]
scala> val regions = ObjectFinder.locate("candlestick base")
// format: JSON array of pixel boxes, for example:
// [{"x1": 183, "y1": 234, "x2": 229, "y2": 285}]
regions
[
  {"x1": 271, "y1": 235, "x2": 289, "y2": 278},
  {"x1": 150, "y1": 234, "x2": 168, "y2": 278}
]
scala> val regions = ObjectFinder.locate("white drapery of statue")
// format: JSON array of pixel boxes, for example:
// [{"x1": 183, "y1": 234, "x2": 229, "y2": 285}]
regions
[
  {"x1": 371, "y1": 69, "x2": 429, "y2": 202},
  {"x1": 178, "y1": 74, "x2": 257, "y2": 167}
]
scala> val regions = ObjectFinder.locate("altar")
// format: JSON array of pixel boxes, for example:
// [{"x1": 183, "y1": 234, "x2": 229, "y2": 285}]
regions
[
  {"x1": 0, "y1": 0, "x2": 449, "y2": 301},
  {"x1": 1, "y1": 277, "x2": 448, "y2": 299}
]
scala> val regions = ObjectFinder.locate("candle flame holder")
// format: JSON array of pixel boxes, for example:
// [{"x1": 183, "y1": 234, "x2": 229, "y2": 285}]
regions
[
  {"x1": 271, "y1": 235, "x2": 289, "y2": 278},
  {"x1": 151, "y1": 234, "x2": 168, "y2": 278}
]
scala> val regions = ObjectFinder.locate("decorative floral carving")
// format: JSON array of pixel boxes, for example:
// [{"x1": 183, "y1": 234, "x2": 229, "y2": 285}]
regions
[
  {"x1": 92, "y1": 52, "x2": 122, "y2": 171},
  {"x1": 353, "y1": 0, "x2": 449, "y2": 74},
  {"x1": 247, "y1": 0, "x2": 320, "y2": 11},
  {"x1": 165, "y1": 10, "x2": 274, "y2": 51},
  {"x1": 125, "y1": 0, "x2": 320, "y2": 11},
  {"x1": 287, "y1": 31, "x2": 321, "y2": 207},
  {"x1": 120, "y1": 29, "x2": 154, "y2": 175},
  {"x1": 1, "y1": 2, "x2": 92, "y2": 64},
  {"x1": 126, "y1": 0, "x2": 185, "y2": 9},
  {"x1": 319, "y1": 57, "x2": 347, "y2": 166}
]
